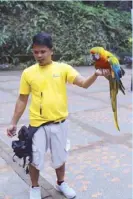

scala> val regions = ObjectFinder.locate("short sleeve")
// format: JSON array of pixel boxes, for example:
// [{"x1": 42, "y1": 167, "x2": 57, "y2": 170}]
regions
[
  {"x1": 64, "y1": 64, "x2": 79, "y2": 84},
  {"x1": 19, "y1": 70, "x2": 31, "y2": 94}
]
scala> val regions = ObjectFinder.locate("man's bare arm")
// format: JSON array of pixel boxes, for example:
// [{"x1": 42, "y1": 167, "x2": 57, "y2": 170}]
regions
[
  {"x1": 11, "y1": 94, "x2": 29, "y2": 125},
  {"x1": 73, "y1": 69, "x2": 110, "y2": 89},
  {"x1": 73, "y1": 74, "x2": 97, "y2": 89}
]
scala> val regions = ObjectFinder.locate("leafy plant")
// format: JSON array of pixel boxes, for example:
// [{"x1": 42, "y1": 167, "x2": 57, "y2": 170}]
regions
[{"x1": 0, "y1": 1, "x2": 131, "y2": 67}]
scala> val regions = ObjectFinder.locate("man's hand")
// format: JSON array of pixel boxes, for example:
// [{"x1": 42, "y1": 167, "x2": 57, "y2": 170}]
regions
[
  {"x1": 95, "y1": 69, "x2": 110, "y2": 77},
  {"x1": 7, "y1": 124, "x2": 17, "y2": 137}
]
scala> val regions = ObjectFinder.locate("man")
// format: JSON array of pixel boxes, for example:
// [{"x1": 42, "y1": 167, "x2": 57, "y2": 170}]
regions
[{"x1": 7, "y1": 32, "x2": 110, "y2": 199}]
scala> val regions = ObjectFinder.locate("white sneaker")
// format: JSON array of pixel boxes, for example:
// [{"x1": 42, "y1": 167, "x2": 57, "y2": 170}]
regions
[
  {"x1": 30, "y1": 187, "x2": 41, "y2": 199},
  {"x1": 56, "y1": 182, "x2": 76, "y2": 199}
]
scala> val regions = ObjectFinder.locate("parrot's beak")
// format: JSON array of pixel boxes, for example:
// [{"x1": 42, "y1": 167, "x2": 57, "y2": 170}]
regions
[{"x1": 91, "y1": 53, "x2": 100, "y2": 61}]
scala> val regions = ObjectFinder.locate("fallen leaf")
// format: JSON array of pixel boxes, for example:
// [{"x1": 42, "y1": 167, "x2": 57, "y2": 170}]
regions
[
  {"x1": 104, "y1": 172, "x2": 111, "y2": 177},
  {"x1": 102, "y1": 160, "x2": 110, "y2": 164},
  {"x1": 110, "y1": 156, "x2": 116, "y2": 159},
  {"x1": 95, "y1": 149, "x2": 101, "y2": 152},
  {"x1": 112, "y1": 164, "x2": 120, "y2": 168},
  {"x1": 115, "y1": 160, "x2": 120, "y2": 164},
  {"x1": 102, "y1": 147, "x2": 108, "y2": 151},
  {"x1": 96, "y1": 167, "x2": 103, "y2": 171},
  {"x1": 91, "y1": 164, "x2": 99, "y2": 168},
  {"x1": 111, "y1": 177, "x2": 120, "y2": 182},
  {"x1": 79, "y1": 185, "x2": 88, "y2": 192},
  {"x1": 120, "y1": 154, "x2": 126, "y2": 158},
  {"x1": 68, "y1": 166, "x2": 73, "y2": 171},
  {"x1": 102, "y1": 152, "x2": 108, "y2": 155},
  {"x1": 73, "y1": 170, "x2": 82, "y2": 175},
  {"x1": 92, "y1": 192, "x2": 102, "y2": 198},
  {"x1": 128, "y1": 184, "x2": 133, "y2": 188},
  {"x1": 82, "y1": 185, "x2": 88, "y2": 191},
  {"x1": 76, "y1": 175, "x2": 84, "y2": 180},
  {"x1": 82, "y1": 180, "x2": 91, "y2": 185},
  {"x1": 123, "y1": 169, "x2": 131, "y2": 174},
  {"x1": 95, "y1": 158, "x2": 100, "y2": 163},
  {"x1": 122, "y1": 164, "x2": 129, "y2": 167},
  {"x1": 102, "y1": 156, "x2": 108, "y2": 160},
  {"x1": 4, "y1": 196, "x2": 12, "y2": 199}
]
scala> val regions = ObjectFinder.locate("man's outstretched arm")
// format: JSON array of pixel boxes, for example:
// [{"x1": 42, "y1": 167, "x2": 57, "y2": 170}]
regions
[{"x1": 73, "y1": 69, "x2": 110, "y2": 88}]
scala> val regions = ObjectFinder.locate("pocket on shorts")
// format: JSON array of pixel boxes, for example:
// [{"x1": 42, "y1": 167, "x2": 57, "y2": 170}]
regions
[
  {"x1": 65, "y1": 139, "x2": 71, "y2": 152},
  {"x1": 60, "y1": 120, "x2": 70, "y2": 152},
  {"x1": 32, "y1": 145, "x2": 40, "y2": 166}
]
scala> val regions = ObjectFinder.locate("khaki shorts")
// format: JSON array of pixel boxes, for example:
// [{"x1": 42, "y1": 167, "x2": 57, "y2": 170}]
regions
[{"x1": 31, "y1": 120, "x2": 70, "y2": 170}]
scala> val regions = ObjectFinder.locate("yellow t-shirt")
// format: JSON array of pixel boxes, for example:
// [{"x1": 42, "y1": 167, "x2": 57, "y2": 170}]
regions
[{"x1": 19, "y1": 61, "x2": 79, "y2": 126}]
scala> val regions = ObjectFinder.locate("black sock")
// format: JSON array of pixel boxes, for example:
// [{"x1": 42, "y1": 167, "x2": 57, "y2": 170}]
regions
[
  {"x1": 57, "y1": 180, "x2": 64, "y2": 185},
  {"x1": 32, "y1": 185, "x2": 39, "y2": 188}
]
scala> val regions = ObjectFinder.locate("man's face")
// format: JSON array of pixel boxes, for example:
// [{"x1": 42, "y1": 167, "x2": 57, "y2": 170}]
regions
[{"x1": 32, "y1": 45, "x2": 53, "y2": 66}]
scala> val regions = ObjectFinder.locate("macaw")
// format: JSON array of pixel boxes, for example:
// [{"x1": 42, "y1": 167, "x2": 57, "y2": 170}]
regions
[{"x1": 90, "y1": 47, "x2": 125, "y2": 131}]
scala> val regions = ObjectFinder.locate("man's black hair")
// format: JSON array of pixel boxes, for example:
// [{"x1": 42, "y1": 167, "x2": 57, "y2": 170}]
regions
[{"x1": 32, "y1": 32, "x2": 53, "y2": 49}]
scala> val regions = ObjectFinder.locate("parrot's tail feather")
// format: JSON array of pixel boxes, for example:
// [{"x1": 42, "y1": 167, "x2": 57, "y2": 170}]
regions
[
  {"x1": 120, "y1": 67, "x2": 125, "y2": 77},
  {"x1": 119, "y1": 80, "x2": 125, "y2": 95},
  {"x1": 110, "y1": 79, "x2": 120, "y2": 131},
  {"x1": 113, "y1": 111, "x2": 120, "y2": 131},
  {"x1": 106, "y1": 76, "x2": 125, "y2": 95},
  {"x1": 119, "y1": 79, "x2": 125, "y2": 90}
]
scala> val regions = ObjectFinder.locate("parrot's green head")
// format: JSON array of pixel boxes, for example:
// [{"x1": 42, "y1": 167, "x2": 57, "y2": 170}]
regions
[{"x1": 89, "y1": 47, "x2": 105, "y2": 61}]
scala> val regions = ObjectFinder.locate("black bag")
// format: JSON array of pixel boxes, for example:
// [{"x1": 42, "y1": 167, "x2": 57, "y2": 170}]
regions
[{"x1": 12, "y1": 125, "x2": 38, "y2": 174}]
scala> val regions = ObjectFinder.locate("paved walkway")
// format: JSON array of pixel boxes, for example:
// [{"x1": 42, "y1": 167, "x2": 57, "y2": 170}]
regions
[{"x1": 0, "y1": 66, "x2": 132, "y2": 199}]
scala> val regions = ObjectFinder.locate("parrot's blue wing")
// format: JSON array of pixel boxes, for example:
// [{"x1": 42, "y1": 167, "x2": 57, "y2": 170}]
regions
[
  {"x1": 108, "y1": 56, "x2": 125, "y2": 95},
  {"x1": 112, "y1": 64, "x2": 122, "y2": 81}
]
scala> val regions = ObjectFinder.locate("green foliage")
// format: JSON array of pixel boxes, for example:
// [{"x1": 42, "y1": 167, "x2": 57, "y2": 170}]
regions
[{"x1": 0, "y1": 1, "x2": 131, "y2": 67}]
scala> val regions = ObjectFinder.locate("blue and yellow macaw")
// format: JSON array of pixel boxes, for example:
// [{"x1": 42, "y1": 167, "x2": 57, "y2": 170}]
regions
[{"x1": 90, "y1": 47, "x2": 125, "y2": 131}]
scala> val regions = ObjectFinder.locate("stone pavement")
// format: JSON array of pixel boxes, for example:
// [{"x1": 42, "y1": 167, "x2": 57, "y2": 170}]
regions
[
  {"x1": 0, "y1": 156, "x2": 29, "y2": 199},
  {"x1": 0, "y1": 66, "x2": 132, "y2": 199},
  {"x1": 0, "y1": 138, "x2": 65, "y2": 199}
]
